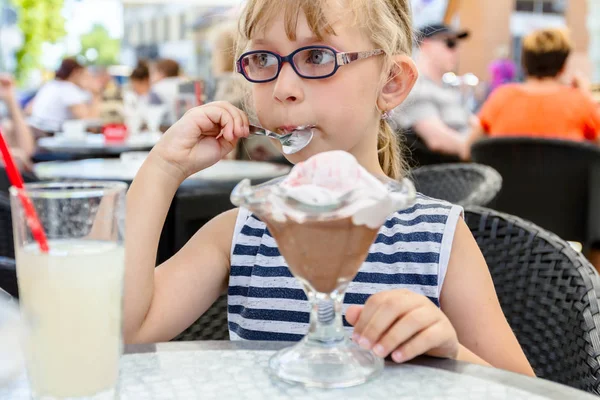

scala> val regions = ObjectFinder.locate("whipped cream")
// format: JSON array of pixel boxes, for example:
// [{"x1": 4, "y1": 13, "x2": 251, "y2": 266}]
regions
[{"x1": 276, "y1": 151, "x2": 416, "y2": 228}]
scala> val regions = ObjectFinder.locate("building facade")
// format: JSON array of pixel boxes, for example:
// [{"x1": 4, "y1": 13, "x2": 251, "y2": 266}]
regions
[
  {"x1": 450, "y1": 0, "x2": 590, "y2": 81},
  {"x1": 121, "y1": 4, "x2": 235, "y2": 80},
  {"x1": 122, "y1": 4, "x2": 207, "y2": 77},
  {"x1": 0, "y1": 2, "x2": 20, "y2": 73}
]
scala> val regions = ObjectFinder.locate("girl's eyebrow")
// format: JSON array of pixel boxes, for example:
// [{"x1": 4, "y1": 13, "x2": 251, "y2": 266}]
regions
[
  {"x1": 251, "y1": 35, "x2": 327, "y2": 49},
  {"x1": 251, "y1": 38, "x2": 271, "y2": 46}
]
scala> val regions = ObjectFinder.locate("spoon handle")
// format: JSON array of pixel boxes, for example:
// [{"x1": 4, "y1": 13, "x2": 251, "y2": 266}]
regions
[
  {"x1": 249, "y1": 125, "x2": 288, "y2": 140},
  {"x1": 249, "y1": 125, "x2": 269, "y2": 137}
]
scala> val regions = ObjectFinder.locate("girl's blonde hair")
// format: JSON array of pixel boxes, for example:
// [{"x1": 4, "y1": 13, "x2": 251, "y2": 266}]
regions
[
  {"x1": 212, "y1": 24, "x2": 238, "y2": 75},
  {"x1": 235, "y1": 0, "x2": 414, "y2": 179}
]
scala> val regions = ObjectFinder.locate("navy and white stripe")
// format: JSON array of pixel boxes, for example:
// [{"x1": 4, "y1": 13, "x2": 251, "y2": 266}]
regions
[{"x1": 228, "y1": 194, "x2": 463, "y2": 341}]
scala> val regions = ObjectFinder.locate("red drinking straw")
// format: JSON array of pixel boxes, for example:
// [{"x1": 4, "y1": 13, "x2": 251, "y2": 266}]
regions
[
  {"x1": 0, "y1": 127, "x2": 49, "y2": 253},
  {"x1": 194, "y1": 81, "x2": 203, "y2": 106}
]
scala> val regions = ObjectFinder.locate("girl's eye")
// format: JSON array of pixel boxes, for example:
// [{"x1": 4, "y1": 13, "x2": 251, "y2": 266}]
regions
[
  {"x1": 251, "y1": 53, "x2": 277, "y2": 68},
  {"x1": 305, "y1": 49, "x2": 334, "y2": 65}
]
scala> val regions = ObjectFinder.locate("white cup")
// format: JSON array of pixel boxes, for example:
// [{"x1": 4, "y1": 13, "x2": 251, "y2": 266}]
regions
[
  {"x1": 143, "y1": 105, "x2": 166, "y2": 134},
  {"x1": 124, "y1": 114, "x2": 143, "y2": 136},
  {"x1": 62, "y1": 120, "x2": 87, "y2": 141}
]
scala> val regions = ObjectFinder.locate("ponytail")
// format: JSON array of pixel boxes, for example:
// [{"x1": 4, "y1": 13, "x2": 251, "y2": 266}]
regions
[{"x1": 377, "y1": 120, "x2": 406, "y2": 180}]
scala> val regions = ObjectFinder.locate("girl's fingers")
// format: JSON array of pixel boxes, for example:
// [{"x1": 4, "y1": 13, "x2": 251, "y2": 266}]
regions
[
  {"x1": 350, "y1": 296, "x2": 387, "y2": 339},
  {"x1": 355, "y1": 306, "x2": 403, "y2": 351},
  {"x1": 212, "y1": 101, "x2": 247, "y2": 139},
  {"x1": 390, "y1": 321, "x2": 448, "y2": 363},
  {"x1": 220, "y1": 120, "x2": 235, "y2": 142},
  {"x1": 241, "y1": 111, "x2": 250, "y2": 137},
  {"x1": 352, "y1": 291, "x2": 422, "y2": 340},
  {"x1": 371, "y1": 306, "x2": 439, "y2": 358},
  {"x1": 345, "y1": 305, "x2": 363, "y2": 327},
  {"x1": 188, "y1": 103, "x2": 247, "y2": 141},
  {"x1": 217, "y1": 136, "x2": 236, "y2": 157},
  {"x1": 192, "y1": 105, "x2": 236, "y2": 137},
  {"x1": 234, "y1": 106, "x2": 250, "y2": 138}
]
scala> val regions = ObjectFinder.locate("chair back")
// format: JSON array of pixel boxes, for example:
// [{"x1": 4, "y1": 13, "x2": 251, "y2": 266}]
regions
[
  {"x1": 401, "y1": 128, "x2": 461, "y2": 168},
  {"x1": 172, "y1": 294, "x2": 229, "y2": 341},
  {"x1": 0, "y1": 167, "x2": 39, "y2": 194},
  {"x1": 411, "y1": 163, "x2": 502, "y2": 207},
  {"x1": 0, "y1": 193, "x2": 14, "y2": 259},
  {"x1": 0, "y1": 257, "x2": 17, "y2": 299},
  {"x1": 171, "y1": 177, "x2": 277, "y2": 256},
  {"x1": 465, "y1": 206, "x2": 600, "y2": 394},
  {"x1": 471, "y1": 137, "x2": 600, "y2": 246},
  {"x1": 172, "y1": 183, "x2": 238, "y2": 255}
]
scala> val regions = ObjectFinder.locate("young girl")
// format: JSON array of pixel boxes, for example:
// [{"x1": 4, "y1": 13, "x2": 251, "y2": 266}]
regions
[{"x1": 125, "y1": 0, "x2": 534, "y2": 376}]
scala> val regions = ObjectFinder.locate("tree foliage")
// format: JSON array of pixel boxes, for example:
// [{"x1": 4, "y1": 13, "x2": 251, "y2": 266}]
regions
[
  {"x1": 78, "y1": 24, "x2": 120, "y2": 66},
  {"x1": 11, "y1": 0, "x2": 67, "y2": 81}
]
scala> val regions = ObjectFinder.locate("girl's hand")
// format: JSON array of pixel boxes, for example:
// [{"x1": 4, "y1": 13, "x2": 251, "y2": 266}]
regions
[
  {"x1": 151, "y1": 101, "x2": 250, "y2": 183},
  {"x1": 345, "y1": 289, "x2": 459, "y2": 363}
]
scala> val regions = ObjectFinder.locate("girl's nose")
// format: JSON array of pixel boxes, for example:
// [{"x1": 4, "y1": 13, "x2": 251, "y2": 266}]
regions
[{"x1": 272, "y1": 63, "x2": 304, "y2": 104}]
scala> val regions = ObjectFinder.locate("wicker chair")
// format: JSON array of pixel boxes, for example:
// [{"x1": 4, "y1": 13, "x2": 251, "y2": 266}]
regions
[
  {"x1": 401, "y1": 128, "x2": 462, "y2": 168},
  {"x1": 169, "y1": 178, "x2": 275, "y2": 260},
  {"x1": 0, "y1": 167, "x2": 39, "y2": 194},
  {"x1": 0, "y1": 286, "x2": 14, "y2": 303},
  {"x1": 465, "y1": 207, "x2": 600, "y2": 394},
  {"x1": 172, "y1": 184, "x2": 237, "y2": 256},
  {"x1": 172, "y1": 294, "x2": 229, "y2": 341},
  {"x1": 471, "y1": 137, "x2": 600, "y2": 249},
  {"x1": 0, "y1": 167, "x2": 37, "y2": 259},
  {"x1": 411, "y1": 163, "x2": 502, "y2": 207},
  {"x1": 0, "y1": 193, "x2": 14, "y2": 259},
  {"x1": 0, "y1": 257, "x2": 18, "y2": 299}
]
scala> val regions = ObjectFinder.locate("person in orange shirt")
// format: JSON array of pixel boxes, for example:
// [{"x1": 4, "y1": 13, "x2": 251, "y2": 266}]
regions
[{"x1": 477, "y1": 28, "x2": 600, "y2": 143}]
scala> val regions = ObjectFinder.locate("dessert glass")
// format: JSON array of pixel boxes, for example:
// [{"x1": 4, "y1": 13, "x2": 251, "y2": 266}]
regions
[{"x1": 231, "y1": 172, "x2": 416, "y2": 388}]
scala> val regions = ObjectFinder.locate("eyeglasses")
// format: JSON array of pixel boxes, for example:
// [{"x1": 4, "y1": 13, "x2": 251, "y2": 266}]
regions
[{"x1": 236, "y1": 45, "x2": 384, "y2": 83}]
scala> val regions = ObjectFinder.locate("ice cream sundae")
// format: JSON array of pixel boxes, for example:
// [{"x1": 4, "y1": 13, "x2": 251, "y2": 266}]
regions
[{"x1": 230, "y1": 150, "x2": 416, "y2": 388}]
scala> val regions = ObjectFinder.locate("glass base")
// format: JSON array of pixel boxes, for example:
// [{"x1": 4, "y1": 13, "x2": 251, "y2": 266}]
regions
[{"x1": 269, "y1": 337, "x2": 384, "y2": 388}]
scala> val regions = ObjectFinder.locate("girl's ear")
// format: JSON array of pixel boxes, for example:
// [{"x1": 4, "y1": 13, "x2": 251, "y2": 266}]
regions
[{"x1": 377, "y1": 55, "x2": 418, "y2": 113}]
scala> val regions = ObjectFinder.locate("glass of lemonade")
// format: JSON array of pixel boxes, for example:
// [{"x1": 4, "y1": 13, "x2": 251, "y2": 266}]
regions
[{"x1": 10, "y1": 181, "x2": 127, "y2": 399}]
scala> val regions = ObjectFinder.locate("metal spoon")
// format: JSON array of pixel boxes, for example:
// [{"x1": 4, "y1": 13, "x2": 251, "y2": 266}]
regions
[{"x1": 249, "y1": 124, "x2": 314, "y2": 155}]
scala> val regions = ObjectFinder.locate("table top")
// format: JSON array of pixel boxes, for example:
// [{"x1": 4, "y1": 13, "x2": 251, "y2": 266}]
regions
[
  {"x1": 33, "y1": 158, "x2": 291, "y2": 183},
  {"x1": 1, "y1": 341, "x2": 594, "y2": 399},
  {"x1": 37, "y1": 132, "x2": 160, "y2": 154}
]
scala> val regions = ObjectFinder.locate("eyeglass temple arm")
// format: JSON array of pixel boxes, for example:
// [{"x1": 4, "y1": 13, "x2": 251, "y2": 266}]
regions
[{"x1": 336, "y1": 49, "x2": 385, "y2": 66}]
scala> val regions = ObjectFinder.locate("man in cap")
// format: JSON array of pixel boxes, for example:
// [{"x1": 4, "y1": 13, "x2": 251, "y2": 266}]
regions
[{"x1": 392, "y1": 24, "x2": 479, "y2": 160}]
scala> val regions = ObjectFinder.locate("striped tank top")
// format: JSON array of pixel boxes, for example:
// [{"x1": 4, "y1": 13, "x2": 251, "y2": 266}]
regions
[{"x1": 228, "y1": 194, "x2": 463, "y2": 341}]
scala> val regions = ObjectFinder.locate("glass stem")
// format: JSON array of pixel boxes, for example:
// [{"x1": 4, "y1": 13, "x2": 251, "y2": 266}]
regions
[{"x1": 306, "y1": 289, "x2": 346, "y2": 345}]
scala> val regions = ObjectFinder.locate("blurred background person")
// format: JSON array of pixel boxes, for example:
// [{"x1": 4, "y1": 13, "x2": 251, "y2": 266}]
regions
[
  {"x1": 149, "y1": 58, "x2": 186, "y2": 126},
  {"x1": 476, "y1": 28, "x2": 600, "y2": 143},
  {"x1": 392, "y1": 24, "x2": 478, "y2": 160},
  {"x1": 130, "y1": 61, "x2": 151, "y2": 102},
  {"x1": 487, "y1": 45, "x2": 518, "y2": 95},
  {"x1": 0, "y1": 74, "x2": 35, "y2": 171},
  {"x1": 122, "y1": 60, "x2": 152, "y2": 135},
  {"x1": 123, "y1": 60, "x2": 152, "y2": 113},
  {"x1": 28, "y1": 58, "x2": 102, "y2": 136}
]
